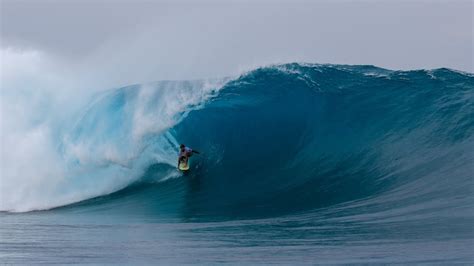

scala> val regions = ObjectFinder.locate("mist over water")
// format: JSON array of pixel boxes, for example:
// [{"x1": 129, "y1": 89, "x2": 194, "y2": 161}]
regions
[{"x1": 0, "y1": 65, "x2": 226, "y2": 211}]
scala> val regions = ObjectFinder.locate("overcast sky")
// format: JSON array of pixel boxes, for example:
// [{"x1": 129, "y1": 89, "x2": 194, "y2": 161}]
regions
[{"x1": 1, "y1": 0, "x2": 472, "y2": 88}]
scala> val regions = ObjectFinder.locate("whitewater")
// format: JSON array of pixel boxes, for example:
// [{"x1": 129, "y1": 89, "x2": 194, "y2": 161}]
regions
[{"x1": 1, "y1": 63, "x2": 473, "y2": 263}]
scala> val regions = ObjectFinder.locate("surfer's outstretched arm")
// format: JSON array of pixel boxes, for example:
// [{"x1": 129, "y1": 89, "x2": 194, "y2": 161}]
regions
[{"x1": 193, "y1": 150, "x2": 200, "y2": 154}]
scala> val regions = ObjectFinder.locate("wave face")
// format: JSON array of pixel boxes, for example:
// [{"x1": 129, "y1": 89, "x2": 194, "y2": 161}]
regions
[
  {"x1": 2, "y1": 63, "x2": 473, "y2": 263},
  {"x1": 2, "y1": 64, "x2": 474, "y2": 218},
  {"x1": 43, "y1": 63, "x2": 472, "y2": 223},
  {"x1": 165, "y1": 64, "x2": 474, "y2": 220}
]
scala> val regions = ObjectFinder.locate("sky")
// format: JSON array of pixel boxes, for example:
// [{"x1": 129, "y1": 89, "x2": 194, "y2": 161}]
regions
[{"x1": 1, "y1": 0, "x2": 473, "y2": 89}]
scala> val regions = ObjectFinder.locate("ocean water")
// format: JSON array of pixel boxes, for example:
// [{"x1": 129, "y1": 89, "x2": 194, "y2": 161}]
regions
[{"x1": 1, "y1": 64, "x2": 473, "y2": 264}]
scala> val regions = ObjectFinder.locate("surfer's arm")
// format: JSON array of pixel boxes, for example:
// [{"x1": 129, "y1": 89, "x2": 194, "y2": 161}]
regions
[{"x1": 192, "y1": 150, "x2": 200, "y2": 154}]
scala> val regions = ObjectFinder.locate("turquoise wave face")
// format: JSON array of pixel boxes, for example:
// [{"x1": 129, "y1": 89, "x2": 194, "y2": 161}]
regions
[
  {"x1": 169, "y1": 64, "x2": 474, "y2": 220},
  {"x1": 57, "y1": 64, "x2": 473, "y2": 224},
  {"x1": 9, "y1": 64, "x2": 472, "y2": 226}
]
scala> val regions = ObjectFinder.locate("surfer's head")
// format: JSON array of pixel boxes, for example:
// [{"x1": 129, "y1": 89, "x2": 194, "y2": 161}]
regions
[{"x1": 180, "y1": 144, "x2": 185, "y2": 150}]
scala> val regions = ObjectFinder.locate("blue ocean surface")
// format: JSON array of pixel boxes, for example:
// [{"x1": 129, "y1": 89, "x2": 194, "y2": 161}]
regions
[{"x1": 1, "y1": 64, "x2": 473, "y2": 264}]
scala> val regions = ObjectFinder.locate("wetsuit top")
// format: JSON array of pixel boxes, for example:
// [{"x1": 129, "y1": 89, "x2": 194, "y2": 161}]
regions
[{"x1": 179, "y1": 147, "x2": 192, "y2": 157}]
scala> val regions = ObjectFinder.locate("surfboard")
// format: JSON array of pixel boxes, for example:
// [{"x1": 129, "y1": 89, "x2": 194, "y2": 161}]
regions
[{"x1": 179, "y1": 161, "x2": 190, "y2": 171}]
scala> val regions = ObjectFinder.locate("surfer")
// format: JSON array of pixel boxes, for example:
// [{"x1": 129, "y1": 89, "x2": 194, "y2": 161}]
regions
[{"x1": 178, "y1": 144, "x2": 200, "y2": 169}]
